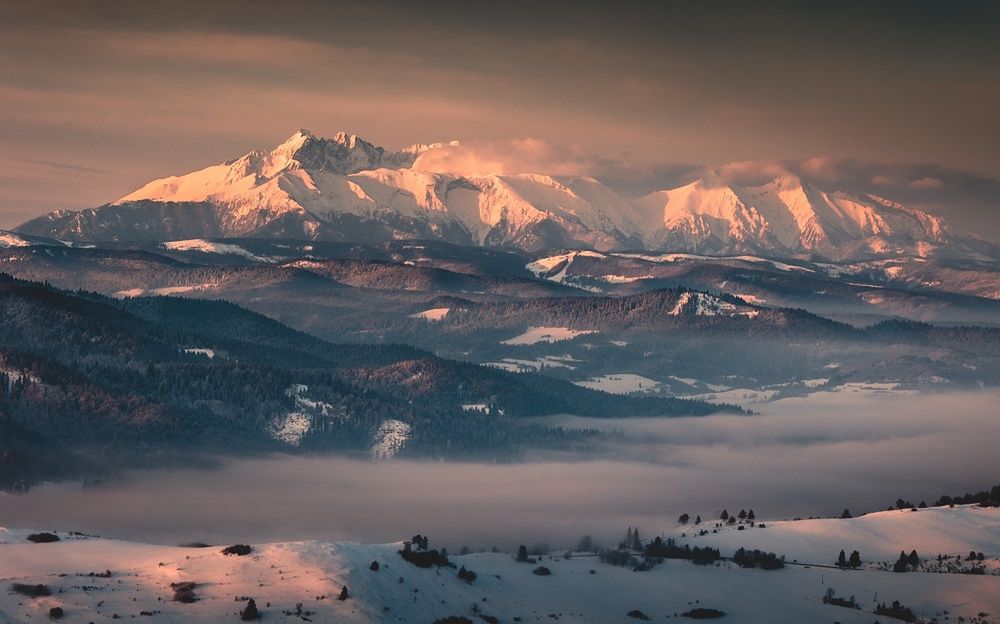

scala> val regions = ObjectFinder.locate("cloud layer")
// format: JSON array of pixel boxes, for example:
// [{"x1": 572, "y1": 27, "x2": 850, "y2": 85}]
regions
[{"x1": 2, "y1": 390, "x2": 996, "y2": 549}]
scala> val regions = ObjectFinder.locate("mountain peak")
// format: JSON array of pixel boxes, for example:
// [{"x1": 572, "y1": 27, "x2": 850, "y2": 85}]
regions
[
  {"x1": 256, "y1": 129, "x2": 391, "y2": 177},
  {"x1": 331, "y1": 131, "x2": 358, "y2": 148},
  {"x1": 273, "y1": 129, "x2": 315, "y2": 151},
  {"x1": 273, "y1": 129, "x2": 376, "y2": 158},
  {"x1": 266, "y1": 130, "x2": 315, "y2": 173},
  {"x1": 16, "y1": 132, "x2": 988, "y2": 261}
]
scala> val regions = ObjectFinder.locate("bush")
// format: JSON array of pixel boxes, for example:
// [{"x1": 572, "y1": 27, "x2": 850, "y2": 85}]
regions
[
  {"x1": 11, "y1": 583, "x2": 51, "y2": 597},
  {"x1": 681, "y1": 608, "x2": 726, "y2": 619},
  {"x1": 875, "y1": 600, "x2": 916, "y2": 623},
  {"x1": 170, "y1": 581, "x2": 198, "y2": 603},
  {"x1": 410, "y1": 535, "x2": 430, "y2": 550},
  {"x1": 644, "y1": 537, "x2": 720, "y2": 565},
  {"x1": 370, "y1": 560, "x2": 380, "y2": 571},
  {"x1": 626, "y1": 609, "x2": 650, "y2": 620},
  {"x1": 27, "y1": 532, "x2": 60, "y2": 543},
  {"x1": 531, "y1": 566, "x2": 551, "y2": 576},
  {"x1": 240, "y1": 598, "x2": 259, "y2": 621},
  {"x1": 222, "y1": 544, "x2": 252, "y2": 556},
  {"x1": 432, "y1": 618, "x2": 473, "y2": 624},
  {"x1": 48, "y1": 607, "x2": 65, "y2": 620},
  {"x1": 733, "y1": 548, "x2": 783, "y2": 570},
  {"x1": 599, "y1": 549, "x2": 637, "y2": 567},
  {"x1": 400, "y1": 548, "x2": 450, "y2": 568},
  {"x1": 822, "y1": 588, "x2": 858, "y2": 609},
  {"x1": 457, "y1": 566, "x2": 477, "y2": 584}
]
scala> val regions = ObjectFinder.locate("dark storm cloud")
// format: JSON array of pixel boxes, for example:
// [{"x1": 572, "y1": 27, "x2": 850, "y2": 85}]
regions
[{"x1": 0, "y1": 0, "x2": 998, "y2": 231}]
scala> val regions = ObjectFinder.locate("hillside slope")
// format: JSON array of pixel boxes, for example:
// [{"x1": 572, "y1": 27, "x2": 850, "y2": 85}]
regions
[
  {"x1": 1, "y1": 505, "x2": 997, "y2": 623},
  {"x1": 0, "y1": 273, "x2": 730, "y2": 489}
]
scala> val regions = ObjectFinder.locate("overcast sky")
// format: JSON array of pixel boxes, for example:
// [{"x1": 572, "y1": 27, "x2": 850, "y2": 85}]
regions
[{"x1": 1, "y1": 1, "x2": 998, "y2": 233}]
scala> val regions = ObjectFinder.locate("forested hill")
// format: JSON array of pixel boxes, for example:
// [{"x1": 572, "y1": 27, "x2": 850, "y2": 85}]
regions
[{"x1": 0, "y1": 273, "x2": 736, "y2": 490}]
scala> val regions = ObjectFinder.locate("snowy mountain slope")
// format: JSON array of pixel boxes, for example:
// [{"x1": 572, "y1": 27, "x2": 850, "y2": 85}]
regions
[
  {"x1": 17, "y1": 130, "x2": 992, "y2": 260},
  {"x1": 523, "y1": 249, "x2": 1000, "y2": 324},
  {"x1": 18, "y1": 131, "x2": 638, "y2": 251},
  {"x1": 0, "y1": 231, "x2": 36, "y2": 248},
  {"x1": 2, "y1": 505, "x2": 997, "y2": 623},
  {"x1": 630, "y1": 175, "x2": 957, "y2": 258},
  {"x1": 0, "y1": 230, "x2": 60, "y2": 248},
  {"x1": 669, "y1": 505, "x2": 1000, "y2": 565}
]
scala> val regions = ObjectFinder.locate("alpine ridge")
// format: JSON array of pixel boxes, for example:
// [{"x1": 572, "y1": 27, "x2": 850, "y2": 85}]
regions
[{"x1": 16, "y1": 130, "x2": 994, "y2": 260}]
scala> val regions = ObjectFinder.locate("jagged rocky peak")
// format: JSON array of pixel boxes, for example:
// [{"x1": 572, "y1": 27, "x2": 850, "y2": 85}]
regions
[{"x1": 266, "y1": 129, "x2": 392, "y2": 175}]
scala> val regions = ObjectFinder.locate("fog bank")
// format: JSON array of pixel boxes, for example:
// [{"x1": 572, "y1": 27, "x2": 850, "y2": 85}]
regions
[{"x1": 1, "y1": 389, "x2": 996, "y2": 549}]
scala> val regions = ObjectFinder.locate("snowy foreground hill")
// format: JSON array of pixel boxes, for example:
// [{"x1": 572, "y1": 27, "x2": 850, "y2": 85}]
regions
[{"x1": 2, "y1": 506, "x2": 997, "y2": 623}]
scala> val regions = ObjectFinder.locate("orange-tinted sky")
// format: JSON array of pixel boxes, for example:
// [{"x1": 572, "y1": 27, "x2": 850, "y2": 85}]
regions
[{"x1": 1, "y1": 0, "x2": 998, "y2": 232}]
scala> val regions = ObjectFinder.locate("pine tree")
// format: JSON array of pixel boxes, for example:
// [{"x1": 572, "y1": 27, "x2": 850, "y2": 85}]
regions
[
  {"x1": 720, "y1": 510, "x2": 729, "y2": 521},
  {"x1": 516, "y1": 544, "x2": 529, "y2": 562},
  {"x1": 694, "y1": 515, "x2": 701, "y2": 525},
  {"x1": 836, "y1": 550, "x2": 847, "y2": 568},
  {"x1": 849, "y1": 550, "x2": 861, "y2": 568},
  {"x1": 893, "y1": 551, "x2": 909, "y2": 573},
  {"x1": 840, "y1": 508, "x2": 852, "y2": 519}
]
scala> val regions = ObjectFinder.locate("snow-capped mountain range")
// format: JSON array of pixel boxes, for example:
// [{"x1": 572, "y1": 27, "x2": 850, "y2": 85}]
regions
[{"x1": 16, "y1": 130, "x2": 995, "y2": 260}]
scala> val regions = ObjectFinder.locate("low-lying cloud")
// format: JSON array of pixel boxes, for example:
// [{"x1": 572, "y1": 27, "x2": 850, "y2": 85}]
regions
[
  {"x1": 1, "y1": 390, "x2": 996, "y2": 551},
  {"x1": 411, "y1": 138, "x2": 594, "y2": 177}
]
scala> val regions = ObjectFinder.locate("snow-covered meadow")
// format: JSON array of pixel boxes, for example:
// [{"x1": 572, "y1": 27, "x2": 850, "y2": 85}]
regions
[{"x1": 1, "y1": 505, "x2": 997, "y2": 623}]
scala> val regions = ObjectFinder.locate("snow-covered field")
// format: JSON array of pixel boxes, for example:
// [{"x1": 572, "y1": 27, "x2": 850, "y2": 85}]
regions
[
  {"x1": 182, "y1": 347, "x2": 215, "y2": 359},
  {"x1": 1, "y1": 506, "x2": 996, "y2": 623},
  {"x1": 668, "y1": 505, "x2": 999, "y2": 565},
  {"x1": 687, "y1": 387, "x2": 780, "y2": 404},
  {"x1": 574, "y1": 373, "x2": 662, "y2": 394},
  {"x1": 409, "y1": 307, "x2": 450, "y2": 321},
  {"x1": 0, "y1": 232, "x2": 33, "y2": 248},
  {"x1": 161, "y1": 239, "x2": 271, "y2": 261},
  {"x1": 501, "y1": 326, "x2": 598, "y2": 345},
  {"x1": 112, "y1": 283, "x2": 220, "y2": 298},
  {"x1": 487, "y1": 355, "x2": 580, "y2": 372}
]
